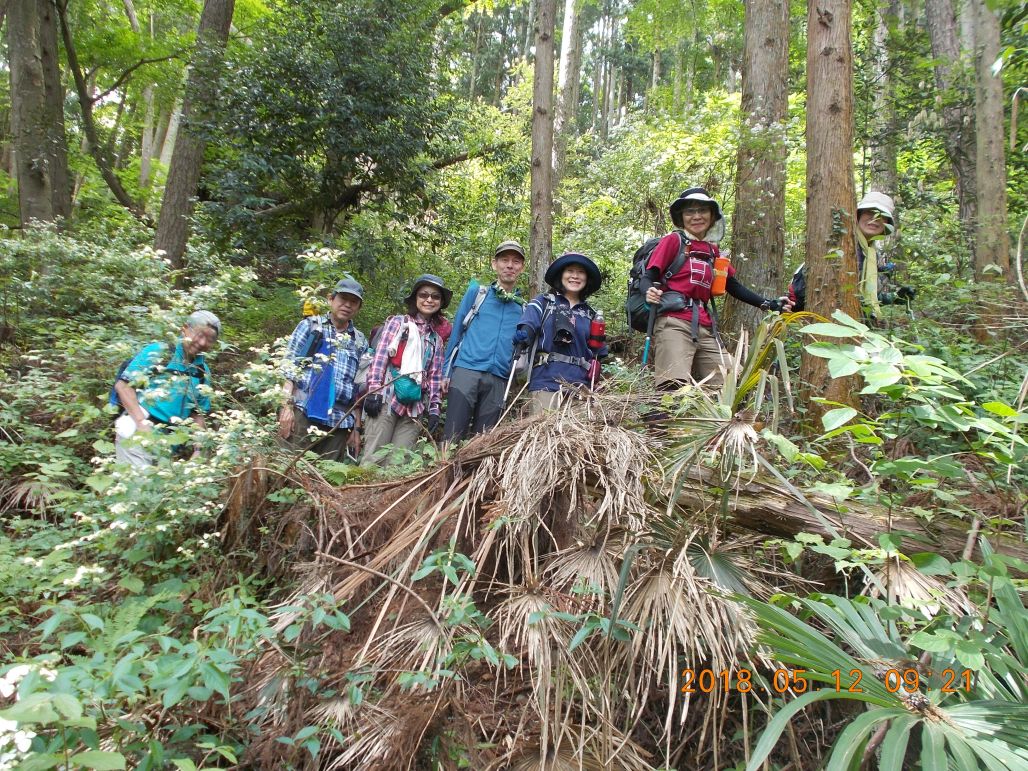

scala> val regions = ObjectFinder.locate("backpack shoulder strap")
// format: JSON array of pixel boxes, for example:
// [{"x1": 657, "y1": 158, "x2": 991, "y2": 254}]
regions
[
  {"x1": 303, "y1": 316, "x2": 326, "y2": 359},
  {"x1": 664, "y1": 232, "x2": 690, "y2": 281},
  {"x1": 460, "y1": 283, "x2": 491, "y2": 332}
]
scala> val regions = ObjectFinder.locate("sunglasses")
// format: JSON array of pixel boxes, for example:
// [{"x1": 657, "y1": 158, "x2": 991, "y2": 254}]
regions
[
  {"x1": 416, "y1": 291, "x2": 442, "y2": 301},
  {"x1": 682, "y1": 206, "x2": 712, "y2": 217}
]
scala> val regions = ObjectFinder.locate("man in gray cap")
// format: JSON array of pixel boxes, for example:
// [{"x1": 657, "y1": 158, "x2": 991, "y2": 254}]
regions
[
  {"x1": 279, "y1": 277, "x2": 369, "y2": 461},
  {"x1": 441, "y1": 240, "x2": 526, "y2": 442},
  {"x1": 112, "y1": 310, "x2": 221, "y2": 468}
]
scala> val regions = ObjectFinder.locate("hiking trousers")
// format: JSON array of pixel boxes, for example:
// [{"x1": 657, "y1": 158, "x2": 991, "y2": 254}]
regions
[
  {"x1": 443, "y1": 367, "x2": 506, "y2": 442},
  {"x1": 281, "y1": 405, "x2": 353, "y2": 463},
  {"x1": 360, "y1": 407, "x2": 422, "y2": 466},
  {"x1": 653, "y1": 316, "x2": 726, "y2": 388}
]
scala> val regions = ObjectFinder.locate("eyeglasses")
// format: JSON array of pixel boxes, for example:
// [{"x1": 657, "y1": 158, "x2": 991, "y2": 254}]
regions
[
  {"x1": 417, "y1": 291, "x2": 442, "y2": 301},
  {"x1": 682, "y1": 206, "x2": 712, "y2": 217}
]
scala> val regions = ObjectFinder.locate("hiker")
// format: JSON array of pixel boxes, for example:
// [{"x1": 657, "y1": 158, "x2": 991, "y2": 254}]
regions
[
  {"x1": 441, "y1": 240, "x2": 527, "y2": 442},
  {"x1": 112, "y1": 310, "x2": 221, "y2": 468},
  {"x1": 513, "y1": 252, "x2": 608, "y2": 415},
  {"x1": 361, "y1": 274, "x2": 449, "y2": 464},
  {"x1": 643, "y1": 187, "x2": 791, "y2": 389},
  {"x1": 787, "y1": 191, "x2": 913, "y2": 319},
  {"x1": 278, "y1": 278, "x2": 368, "y2": 462}
]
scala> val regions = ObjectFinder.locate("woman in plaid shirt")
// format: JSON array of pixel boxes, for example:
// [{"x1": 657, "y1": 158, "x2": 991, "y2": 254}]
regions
[{"x1": 360, "y1": 274, "x2": 451, "y2": 465}]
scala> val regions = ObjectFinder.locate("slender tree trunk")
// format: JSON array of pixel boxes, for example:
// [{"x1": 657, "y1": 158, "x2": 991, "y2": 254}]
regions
[
  {"x1": 529, "y1": 0, "x2": 556, "y2": 293},
  {"x1": 723, "y1": 0, "x2": 789, "y2": 339},
  {"x1": 155, "y1": 0, "x2": 236, "y2": 274},
  {"x1": 469, "y1": 12, "x2": 483, "y2": 100},
  {"x1": 799, "y1": 0, "x2": 860, "y2": 411},
  {"x1": 140, "y1": 84, "x2": 156, "y2": 187},
  {"x1": 972, "y1": 0, "x2": 1009, "y2": 280},
  {"x1": 523, "y1": 0, "x2": 535, "y2": 62},
  {"x1": 157, "y1": 104, "x2": 179, "y2": 167},
  {"x1": 684, "y1": 24, "x2": 699, "y2": 108},
  {"x1": 868, "y1": 0, "x2": 899, "y2": 195},
  {"x1": 8, "y1": 0, "x2": 71, "y2": 226},
  {"x1": 493, "y1": 7, "x2": 511, "y2": 106},
  {"x1": 58, "y1": 0, "x2": 145, "y2": 219},
  {"x1": 553, "y1": 0, "x2": 582, "y2": 186},
  {"x1": 672, "y1": 42, "x2": 683, "y2": 113},
  {"x1": 924, "y1": 0, "x2": 977, "y2": 263}
]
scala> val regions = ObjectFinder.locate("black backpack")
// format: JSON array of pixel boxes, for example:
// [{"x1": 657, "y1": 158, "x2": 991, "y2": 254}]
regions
[{"x1": 625, "y1": 233, "x2": 688, "y2": 332}]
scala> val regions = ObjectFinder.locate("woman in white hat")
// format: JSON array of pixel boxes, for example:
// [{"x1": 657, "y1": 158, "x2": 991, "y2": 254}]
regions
[{"x1": 788, "y1": 192, "x2": 911, "y2": 318}]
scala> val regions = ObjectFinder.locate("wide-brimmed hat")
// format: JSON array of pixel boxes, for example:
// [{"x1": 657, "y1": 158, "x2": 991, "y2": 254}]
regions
[
  {"x1": 856, "y1": 191, "x2": 896, "y2": 234},
  {"x1": 494, "y1": 240, "x2": 526, "y2": 260},
  {"x1": 331, "y1": 277, "x2": 364, "y2": 301},
  {"x1": 544, "y1": 252, "x2": 602, "y2": 297},
  {"x1": 405, "y1": 274, "x2": 452, "y2": 309},
  {"x1": 669, "y1": 187, "x2": 723, "y2": 228}
]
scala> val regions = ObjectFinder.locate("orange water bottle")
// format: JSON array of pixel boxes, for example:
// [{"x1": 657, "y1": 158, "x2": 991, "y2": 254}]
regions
[{"x1": 711, "y1": 252, "x2": 731, "y2": 296}]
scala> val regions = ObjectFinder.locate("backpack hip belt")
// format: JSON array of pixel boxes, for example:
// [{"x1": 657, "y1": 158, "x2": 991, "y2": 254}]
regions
[
  {"x1": 684, "y1": 297, "x2": 720, "y2": 345},
  {"x1": 535, "y1": 351, "x2": 590, "y2": 370}
]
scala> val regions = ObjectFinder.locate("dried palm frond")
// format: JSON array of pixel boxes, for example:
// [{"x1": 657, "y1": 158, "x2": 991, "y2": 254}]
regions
[
  {"x1": 497, "y1": 722, "x2": 655, "y2": 771},
  {"x1": 867, "y1": 555, "x2": 975, "y2": 618},
  {"x1": 0, "y1": 476, "x2": 66, "y2": 517}
]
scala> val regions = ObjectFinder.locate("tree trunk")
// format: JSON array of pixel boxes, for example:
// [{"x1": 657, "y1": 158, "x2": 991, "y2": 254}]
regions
[
  {"x1": 155, "y1": 0, "x2": 236, "y2": 275},
  {"x1": 868, "y1": 0, "x2": 899, "y2": 196},
  {"x1": 553, "y1": 0, "x2": 581, "y2": 185},
  {"x1": 924, "y1": 0, "x2": 977, "y2": 264},
  {"x1": 684, "y1": 24, "x2": 698, "y2": 109},
  {"x1": 799, "y1": 0, "x2": 860, "y2": 412},
  {"x1": 672, "y1": 41, "x2": 683, "y2": 113},
  {"x1": 140, "y1": 84, "x2": 156, "y2": 188},
  {"x1": 522, "y1": 0, "x2": 535, "y2": 62},
  {"x1": 158, "y1": 103, "x2": 179, "y2": 167},
  {"x1": 39, "y1": 0, "x2": 70, "y2": 221},
  {"x1": 529, "y1": 0, "x2": 556, "y2": 293},
  {"x1": 677, "y1": 467, "x2": 1027, "y2": 563},
  {"x1": 493, "y1": 7, "x2": 511, "y2": 106},
  {"x1": 469, "y1": 11, "x2": 483, "y2": 100},
  {"x1": 972, "y1": 0, "x2": 1009, "y2": 280},
  {"x1": 8, "y1": 0, "x2": 71, "y2": 226},
  {"x1": 723, "y1": 0, "x2": 789, "y2": 340}
]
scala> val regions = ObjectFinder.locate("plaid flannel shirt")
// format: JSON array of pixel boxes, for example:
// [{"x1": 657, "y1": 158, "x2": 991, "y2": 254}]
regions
[
  {"x1": 366, "y1": 314, "x2": 444, "y2": 418},
  {"x1": 282, "y1": 315, "x2": 366, "y2": 429}
]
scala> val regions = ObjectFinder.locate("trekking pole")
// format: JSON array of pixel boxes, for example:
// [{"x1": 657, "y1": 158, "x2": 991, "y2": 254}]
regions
[
  {"x1": 641, "y1": 296, "x2": 659, "y2": 366},
  {"x1": 503, "y1": 348, "x2": 521, "y2": 403}
]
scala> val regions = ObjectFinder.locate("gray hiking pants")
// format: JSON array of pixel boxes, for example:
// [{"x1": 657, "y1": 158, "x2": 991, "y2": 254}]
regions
[{"x1": 443, "y1": 367, "x2": 507, "y2": 442}]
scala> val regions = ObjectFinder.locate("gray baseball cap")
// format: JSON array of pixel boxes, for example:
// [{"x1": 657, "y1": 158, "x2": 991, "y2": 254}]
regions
[
  {"x1": 332, "y1": 277, "x2": 364, "y2": 301},
  {"x1": 494, "y1": 240, "x2": 526, "y2": 260}
]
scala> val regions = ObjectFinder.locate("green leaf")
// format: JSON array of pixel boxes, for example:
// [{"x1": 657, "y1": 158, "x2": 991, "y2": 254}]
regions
[
  {"x1": 802, "y1": 322, "x2": 862, "y2": 337},
  {"x1": 171, "y1": 760, "x2": 198, "y2": 771},
  {"x1": 0, "y1": 693, "x2": 60, "y2": 724},
  {"x1": 81, "y1": 613, "x2": 106, "y2": 631},
  {"x1": 822, "y1": 407, "x2": 858, "y2": 432},
  {"x1": 51, "y1": 693, "x2": 82, "y2": 720},
  {"x1": 981, "y1": 401, "x2": 1017, "y2": 418},
  {"x1": 69, "y1": 751, "x2": 127, "y2": 770},
  {"x1": 118, "y1": 576, "x2": 145, "y2": 594}
]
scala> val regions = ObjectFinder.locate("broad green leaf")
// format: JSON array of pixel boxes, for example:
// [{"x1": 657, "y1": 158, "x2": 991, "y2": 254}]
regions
[
  {"x1": 821, "y1": 407, "x2": 858, "y2": 432},
  {"x1": 802, "y1": 322, "x2": 861, "y2": 337},
  {"x1": 981, "y1": 401, "x2": 1018, "y2": 418},
  {"x1": 0, "y1": 693, "x2": 60, "y2": 724},
  {"x1": 69, "y1": 751, "x2": 127, "y2": 770}
]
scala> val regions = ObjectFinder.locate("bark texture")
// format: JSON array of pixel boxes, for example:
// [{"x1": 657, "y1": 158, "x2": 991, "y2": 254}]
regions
[
  {"x1": 155, "y1": 0, "x2": 235, "y2": 273},
  {"x1": 678, "y1": 467, "x2": 1027, "y2": 563},
  {"x1": 8, "y1": 0, "x2": 70, "y2": 226},
  {"x1": 552, "y1": 0, "x2": 581, "y2": 186},
  {"x1": 868, "y1": 0, "x2": 899, "y2": 196},
  {"x1": 972, "y1": 0, "x2": 1009, "y2": 280},
  {"x1": 924, "y1": 0, "x2": 977, "y2": 261},
  {"x1": 529, "y1": 0, "x2": 556, "y2": 293},
  {"x1": 799, "y1": 0, "x2": 860, "y2": 411},
  {"x1": 723, "y1": 0, "x2": 789, "y2": 339}
]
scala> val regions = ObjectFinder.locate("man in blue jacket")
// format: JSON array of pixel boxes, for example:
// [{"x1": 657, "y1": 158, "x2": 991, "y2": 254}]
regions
[{"x1": 442, "y1": 240, "x2": 527, "y2": 442}]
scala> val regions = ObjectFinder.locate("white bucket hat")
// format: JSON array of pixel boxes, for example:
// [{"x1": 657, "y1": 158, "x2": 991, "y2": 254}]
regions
[{"x1": 857, "y1": 191, "x2": 896, "y2": 234}]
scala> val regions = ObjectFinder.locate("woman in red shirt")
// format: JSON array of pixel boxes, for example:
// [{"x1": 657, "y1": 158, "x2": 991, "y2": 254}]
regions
[{"x1": 643, "y1": 187, "x2": 791, "y2": 389}]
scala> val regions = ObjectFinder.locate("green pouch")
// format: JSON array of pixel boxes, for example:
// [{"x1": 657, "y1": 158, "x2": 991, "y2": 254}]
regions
[{"x1": 390, "y1": 366, "x2": 423, "y2": 404}]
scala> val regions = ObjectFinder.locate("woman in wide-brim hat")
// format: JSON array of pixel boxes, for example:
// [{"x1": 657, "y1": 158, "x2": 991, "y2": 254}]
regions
[
  {"x1": 514, "y1": 252, "x2": 607, "y2": 415},
  {"x1": 644, "y1": 186, "x2": 791, "y2": 390},
  {"x1": 361, "y1": 274, "x2": 451, "y2": 465}
]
